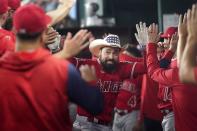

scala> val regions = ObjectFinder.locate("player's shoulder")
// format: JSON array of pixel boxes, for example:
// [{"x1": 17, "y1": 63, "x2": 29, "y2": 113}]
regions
[
  {"x1": 76, "y1": 58, "x2": 99, "y2": 65},
  {"x1": 119, "y1": 61, "x2": 135, "y2": 68}
]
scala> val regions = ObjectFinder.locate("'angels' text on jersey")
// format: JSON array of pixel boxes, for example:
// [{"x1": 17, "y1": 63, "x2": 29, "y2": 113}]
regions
[{"x1": 97, "y1": 79, "x2": 123, "y2": 93}]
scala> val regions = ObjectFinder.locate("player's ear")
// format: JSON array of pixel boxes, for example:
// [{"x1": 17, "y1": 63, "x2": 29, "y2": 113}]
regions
[{"x1": 98, "y1": 49, "x2": 102, "y2": 57}]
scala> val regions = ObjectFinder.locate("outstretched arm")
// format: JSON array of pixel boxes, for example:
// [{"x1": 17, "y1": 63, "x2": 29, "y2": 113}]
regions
[
  {"x1": 180, "y1": 5, "x2": 197, "y2": 85},
  {"x1": 146, "y1": 23, "x2": 179, "y2": 85},
  {"x1": 53, "y1": 29, "x2": 91, "y2": 59},
  {"x1": 47, "y1": 0, "x2": 76, "y2": 26},
  {"x1": 67, "y1": 64, "x2": 103, "y2": 115}
]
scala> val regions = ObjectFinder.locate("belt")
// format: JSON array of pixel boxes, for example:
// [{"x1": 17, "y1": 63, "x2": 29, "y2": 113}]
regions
[
  {"x1": 161, "y1": 109, "x2": 173, "y2": 116},
  {"x1": 76, "y1": 115, "x2": 110, "y2": 126},
  {"x1": 87, "y1": 117, "x2": 110, "y2": 126},
  {"x1": 114, "y1": 108, "x2": 129, "y2": 116}
]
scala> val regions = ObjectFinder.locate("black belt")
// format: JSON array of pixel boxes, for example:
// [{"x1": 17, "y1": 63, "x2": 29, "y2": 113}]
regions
[
  {"x1": 87, "y1": 117, "x2": 110, "y2": 126},
  {"x1": 161, "y1": 109, "x2": 173, "y2": 116},
  {"x1": 114, "y1": 108, "x2": 129, "y2": 116}
]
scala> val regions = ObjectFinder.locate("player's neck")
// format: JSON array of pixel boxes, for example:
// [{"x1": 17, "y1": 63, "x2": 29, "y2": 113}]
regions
[{"x1": 15, "y1": 40, "x2": 42, "y2": 52}]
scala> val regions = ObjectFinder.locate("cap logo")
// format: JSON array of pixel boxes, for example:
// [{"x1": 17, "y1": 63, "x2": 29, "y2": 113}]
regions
[{"x1": 18, "y1": 29, "x2": 26, "y2": 34}]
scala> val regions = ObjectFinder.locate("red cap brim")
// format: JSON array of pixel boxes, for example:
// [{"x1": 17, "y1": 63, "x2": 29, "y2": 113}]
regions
[{"x1": 160, "y1": 34, "x2": 169, "y2": 38}]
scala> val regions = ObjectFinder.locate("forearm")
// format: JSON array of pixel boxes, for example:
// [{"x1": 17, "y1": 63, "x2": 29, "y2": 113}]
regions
[
  {"x1": 47, "y1": 0, "x2": 75, "y2": 26},
  {"x1": 146, "y1": 43, "x2": 177, "y2": 84},
  {"x1": 180, "y1": 36, "x2": 197, "y2": 84},
  {"x1": 53, "y1": 50, "x2": 72, "y2": 59}
]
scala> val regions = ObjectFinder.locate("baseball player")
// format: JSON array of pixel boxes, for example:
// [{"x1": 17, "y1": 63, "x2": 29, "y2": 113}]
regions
[
  {"x1": 147, "y1": 21, "x2": 197, "y2": 131},
  {"x1": 0, "y1": 4, "x2": 104, "y2": 131},
  {"x1": 1, "y1": 0, "x2": 76, "y2": 56},
  {"x1": 111, "y1": 45, "x2": 142, "y2": 131},
  {"x1": 135, "y1": 22, "x2": 177, "y2": 131},
  {"x1": 62, "y1": 34, "x2": 146, "y2": 131},
  {"x1": 112, "y1": 78, "x2": 141, "y2": 131},
  {"x1": 125, "y1": 23, "x2": 176, "y2": 131},
  {"x1": 156, "y1": 27, "x2": 178, "y2": 131}
]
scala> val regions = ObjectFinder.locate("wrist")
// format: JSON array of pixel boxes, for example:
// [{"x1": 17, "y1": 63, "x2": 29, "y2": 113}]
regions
[
  {"x1": 187, "y1": 35, "x2": 197, "y2": 44},
  {"x1": 179, "y1": 34, "x2": 187, "y2": 38}
]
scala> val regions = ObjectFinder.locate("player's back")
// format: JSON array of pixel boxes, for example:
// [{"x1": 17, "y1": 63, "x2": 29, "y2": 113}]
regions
[{"x1": 0, "y1": 48, "x2": 72, "y2": 131}]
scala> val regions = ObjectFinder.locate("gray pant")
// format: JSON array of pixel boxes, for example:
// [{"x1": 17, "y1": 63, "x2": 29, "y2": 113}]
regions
[
  {"x1": 112, "y1": 110, "x2": 139, "y2": 131},
  {"x1": 162, "y1": 112, "x2": 175, "y2": 131},
  {"x1": 73, "y1": 115, "x2": 112, "y2": 131}
]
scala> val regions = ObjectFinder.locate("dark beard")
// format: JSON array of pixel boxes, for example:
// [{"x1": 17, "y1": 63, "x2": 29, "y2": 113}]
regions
[
  {"x1": 100, "y1": 59, "x2": 118, "y2": 73},
  {"x1": 2, "y1": 17, "x2": 13, "y2": 31}
]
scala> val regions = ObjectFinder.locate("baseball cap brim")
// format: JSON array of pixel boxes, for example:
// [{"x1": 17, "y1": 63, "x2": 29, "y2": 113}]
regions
[{"x1": 160, "y1": 34, "x2": 169, "y2": 38}]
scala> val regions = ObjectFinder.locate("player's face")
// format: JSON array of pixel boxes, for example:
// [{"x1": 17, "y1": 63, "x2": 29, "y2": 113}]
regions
[
  {"x1": 162, "y1": 38, "x2": 170, "y2": 49},
  {"x1": 99, "y1": 46, "x2": 120, "y2": 73}
]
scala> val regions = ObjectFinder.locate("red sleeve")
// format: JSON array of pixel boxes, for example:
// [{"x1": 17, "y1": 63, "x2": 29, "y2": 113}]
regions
[
  {"x1": 67, "y1": 58, "x2": 85, "y2": 69},
  {"x1": 161, "y1": 49, "x2": 174, "y2": 61},
  {"x1": 119, "y1": 53, "x2": 143, "y2": 62},
  {"x1": 146, "y1": 43, "x2": 179, "y2": 85},
  {"x1": 132, "y1": 62, "x2": 146, "y2": 78},
  {"x1": 67, "y1": 57, "x2": 77, "y2": 66}
]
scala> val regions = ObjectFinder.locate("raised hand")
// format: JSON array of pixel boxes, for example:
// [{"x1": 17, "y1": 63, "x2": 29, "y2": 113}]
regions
[
  {"x1": 79, "y1": 65, "x2": 97, "y2": 82},
  {"x1": 44, "y1": 27, "x2": 59, "y2": 45},
  {"x1": 135, "y1": 22, "x2": 148, "y2": 47},
  {"x1": 54, "y1": 29, "x2": 91, "y2": 59},
  {"x1": 147, "y1": 23, "x2": 160, "y2": 44},
  {"x1": 169, "y1": 32, "x2": 178, "y2": 52},
  {"x1": 187, "y1": 4, "x2": 197, "y2": 40}
]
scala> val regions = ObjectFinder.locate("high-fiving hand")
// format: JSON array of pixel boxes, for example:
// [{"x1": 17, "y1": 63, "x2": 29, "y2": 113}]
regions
[
  {"x1": 187, "y1": 4, "x2": 197, "y2": 41},
  {"x1": 147, "y1": 23, "x2": 161, "y2": 44},
  {"x1": 135, "y1": 22, "x2": 148, "y2": 48}
]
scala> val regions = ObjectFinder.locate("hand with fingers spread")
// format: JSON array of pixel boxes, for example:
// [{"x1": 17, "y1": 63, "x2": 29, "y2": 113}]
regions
[
  {"x1": 169, "y1": 32, "x2": 178, "y2": 52},
  {"x1": 177, "y1": 14, "x2": 187, "y2": 66},
  {"x1": 79, "y1": 65, "x2": 97, "y2": 82},
  {"x1": 135, "y1": 22, "x2": 149, "y2": 48},
  {"x1": 54, "y1": 29, "x2": 91, "y2": 59},
  {"x1": 187, "y1": 4, "x2": 197, "y2": 40},
  {"x1": 44, "y1": 27, "x2": 59, "y2": 46},
  {"x1": 47, "y1": 0, "x2": 76, "y2": 26},
  {"x1": 44, "y1": 27, "x2": 61, "y2": 52},
  {"x1": 147, "y1": 23, "x2": 161, "y2": 44}
]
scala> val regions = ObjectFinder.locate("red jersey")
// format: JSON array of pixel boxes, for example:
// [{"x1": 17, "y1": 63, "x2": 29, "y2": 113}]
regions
[
  {"x1": 120, "y1": 53, "x2": 143, "y2": 62},
  {"x1": 147, "y1": 43, "x2": 197, "y2": 131},
  {"x1": 70, "y1": 58, "x2": 145, "y2": 123},
  {"x1": 0, "y1": 48, "x2": 72, "y2": 131},
  {"x1": 140, "y1": 75, "x2": 163, "y2": 121},
  {"x1": 119, "y1": 53, "x2": 163, "y2": 121},
  {"x1": 157, "y1": 53, "x2": 174, "y2": 111},
  {"x1": 0, "y1": 29, "x2": 15, "y2": 56},
  {"x1": 115, "y1": 78, "x2": 141, "y2": 112}
]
